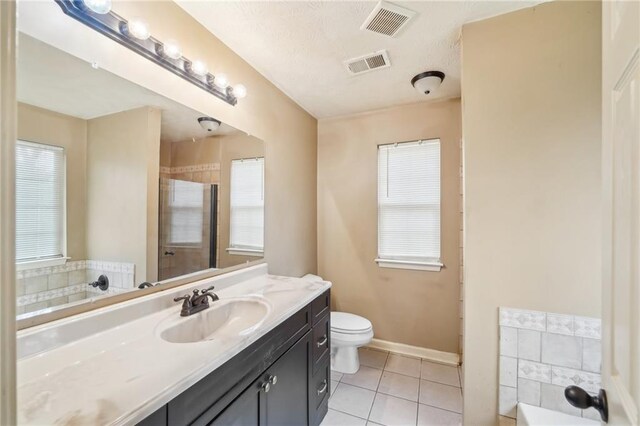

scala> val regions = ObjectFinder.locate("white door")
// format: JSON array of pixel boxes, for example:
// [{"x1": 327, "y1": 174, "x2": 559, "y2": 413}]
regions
[{"x1": 602, "y1": 0, "x2": 639, "y2": 424}]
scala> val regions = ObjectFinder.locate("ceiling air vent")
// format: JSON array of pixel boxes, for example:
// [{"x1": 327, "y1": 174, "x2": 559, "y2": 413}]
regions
[
  {"x1": 344, "y1": 50, "x2": 391, "y2": 75},
  {"x1": 361, "y1": 1, "x2": 416, "y2": 37}
]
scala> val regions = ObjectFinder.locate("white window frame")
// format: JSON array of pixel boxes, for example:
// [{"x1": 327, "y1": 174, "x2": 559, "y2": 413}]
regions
[
  {"x1": 375, "y1": 139, "x2": 443, "y2": 272},
  {"x1": 15, "y1": 140, "x2": 68, "y2": 271},
  {"x1": 227, "y1": 157, "x2": 265, "y2": 257}
]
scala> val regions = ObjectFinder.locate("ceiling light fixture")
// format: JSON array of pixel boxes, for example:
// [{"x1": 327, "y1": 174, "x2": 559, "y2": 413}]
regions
[
  {"x1": 411, "y1": 71, "x2": 445, "y2": 95},
  {"x1": 55, "y1": 0, "x2": 244, "y2": 106},
  {"x1": 198, "y1": 117, "x2": 221, "y2": 132}
]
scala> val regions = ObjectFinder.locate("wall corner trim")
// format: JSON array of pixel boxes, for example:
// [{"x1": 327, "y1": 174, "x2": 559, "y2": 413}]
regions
[{"x1": 368, "y1": 338, "x2": 460, "y2": 366}]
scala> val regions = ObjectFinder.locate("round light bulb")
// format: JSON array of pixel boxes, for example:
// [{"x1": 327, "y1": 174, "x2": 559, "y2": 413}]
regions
[
  {"x1": 190, "y1": 60, "x2": 208, "y2": 77},
  {"x1": 83, "y1": 0, "x2": 111, "y2": 14},
  {"x1": 127, "y1": 18, "x2": 150, "y2": 40},
  {"x1": 214, "y1": 74, "x2": 229, "y2": 89},
  {"x1": 233, "y1": 84, "x2": 247, "y2": 99},
  {"x1": 162, "y1": 39, "x2": 182, "y2": 60}
]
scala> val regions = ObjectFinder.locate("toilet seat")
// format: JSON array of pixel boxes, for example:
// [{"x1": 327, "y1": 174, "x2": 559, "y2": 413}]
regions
[{"x1": 331, "y1": 312, "x2": 372, "y2": 335}]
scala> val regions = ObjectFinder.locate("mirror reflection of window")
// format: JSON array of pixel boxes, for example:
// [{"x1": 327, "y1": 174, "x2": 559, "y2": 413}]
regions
[
  {"x1": 15, "y1": 140, "x2": 66, "y2": 266},
  {"x1": 168, "y1": 179, "x2": 205, "y2": 246},
  {"x1": 229, "y1": 157, "x2": 264, "y2": 253}
]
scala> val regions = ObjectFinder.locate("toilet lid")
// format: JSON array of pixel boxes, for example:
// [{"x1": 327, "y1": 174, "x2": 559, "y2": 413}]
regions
[{"x1": 331, "y1": 312, "x2": 372, "y2": 334}]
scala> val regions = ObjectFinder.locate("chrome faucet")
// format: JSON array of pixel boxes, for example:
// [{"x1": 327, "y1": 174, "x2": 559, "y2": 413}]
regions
[{"x1": 173, "y1": 286, "x2": 219, "y2": 317}]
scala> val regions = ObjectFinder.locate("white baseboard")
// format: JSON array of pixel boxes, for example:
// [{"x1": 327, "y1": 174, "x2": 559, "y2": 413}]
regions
[{"x1": 367, "y1": 338, "x2": 460, "y2": 366}]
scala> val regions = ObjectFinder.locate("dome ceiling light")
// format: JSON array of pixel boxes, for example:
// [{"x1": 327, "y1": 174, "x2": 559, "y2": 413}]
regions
[{"x1": 411, "y1": 71, "x2": 445, "y2": 95}]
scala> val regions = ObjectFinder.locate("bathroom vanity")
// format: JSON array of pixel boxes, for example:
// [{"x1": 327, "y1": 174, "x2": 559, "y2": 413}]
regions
[
  {"x1": 17, "y1": 265, "x2": 331, "y2": 425},
  {"x1": 140, "y1": 288, "x2": 331, "y2": 426}
]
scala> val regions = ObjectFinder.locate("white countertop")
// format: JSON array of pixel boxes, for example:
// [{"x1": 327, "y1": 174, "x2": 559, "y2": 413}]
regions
[{"x1": 17, "y1": 267, "x2": 331, "y2": 425}]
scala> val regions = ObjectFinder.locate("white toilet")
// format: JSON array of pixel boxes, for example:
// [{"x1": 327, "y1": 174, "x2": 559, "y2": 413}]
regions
[
  {"x1": 330, "y1": 312, "x2": 374, "y2": 374},
  {"x1": 302, "y1": 274, "x2": 374, "y2": 374}
]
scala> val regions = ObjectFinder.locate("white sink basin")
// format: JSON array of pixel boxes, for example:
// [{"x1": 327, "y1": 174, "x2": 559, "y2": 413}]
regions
[{"x1": 160, "y1": 297, "x2": 271, "y2": 344}]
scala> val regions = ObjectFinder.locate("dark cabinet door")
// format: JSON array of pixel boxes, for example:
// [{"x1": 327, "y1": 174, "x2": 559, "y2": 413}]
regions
[
  {"x1": 210, "y1": 378, "x2": 266, "y2": 426},
  {"x1": 265, "y1": 331, "x2": 311, "y2": 426}
]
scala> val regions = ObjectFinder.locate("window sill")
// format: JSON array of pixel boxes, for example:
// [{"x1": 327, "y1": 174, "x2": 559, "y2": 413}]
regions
[
  {"x1": 374, "y1": 258, "x2": 443, "y2": 272},
  {"x1": 226, "y1": 248, "x2": 264, "y2": 257},
  {"x1": 16, "y1": 257, "x2": 70, "y2": 271}
]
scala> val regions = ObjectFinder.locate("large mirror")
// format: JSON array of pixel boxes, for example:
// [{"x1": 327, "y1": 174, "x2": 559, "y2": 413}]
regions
[{"x1": 16, "y1": 33, "x2": 265, "y2": 319}]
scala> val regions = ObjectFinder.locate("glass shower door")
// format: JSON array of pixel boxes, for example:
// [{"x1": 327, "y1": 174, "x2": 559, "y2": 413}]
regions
[{"x1": 158, "y1": 178, "x2": 217, "y2": 281}]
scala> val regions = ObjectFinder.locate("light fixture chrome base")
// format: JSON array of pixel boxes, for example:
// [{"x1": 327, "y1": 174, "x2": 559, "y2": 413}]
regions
[{"x1": 55, "y1": 0, "x2": 238, "y2": 106}]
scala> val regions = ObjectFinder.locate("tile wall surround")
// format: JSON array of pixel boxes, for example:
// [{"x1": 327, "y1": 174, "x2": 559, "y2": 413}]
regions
[
  {"x1": 498, "y1": 307, "x2": 602, "y2": 421},
  {"x1": 164, "y1": 163, "x2": 221, "y2": 174},
  {"x1": 16, "y1": 260, "x2": 135, "y2": 315}
]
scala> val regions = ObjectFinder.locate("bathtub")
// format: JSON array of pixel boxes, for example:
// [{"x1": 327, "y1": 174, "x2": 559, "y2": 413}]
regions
[{"x1": 517, "y1": 403, "x2": 599, "y2": 425}]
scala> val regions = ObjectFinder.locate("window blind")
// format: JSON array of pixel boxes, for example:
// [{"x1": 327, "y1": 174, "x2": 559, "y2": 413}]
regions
[
  {"x1": 168, "y1": 179, "x2": 205, "y2": 245},
  {"x1": 16, "y1": 140, "x2": 65, "y2": 263},
  {"x1": 230, "y1": 157, "x2": 264, "y2": 251},
  {"x1": 377, "y1": 139, "x2": 441, "y2": 263}
]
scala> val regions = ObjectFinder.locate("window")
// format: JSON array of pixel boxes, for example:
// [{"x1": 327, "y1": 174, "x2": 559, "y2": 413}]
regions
[
  {"x1": 228, "y1": 157, "x2": 264, "y2": 255},
  {"x1": 376, "y1": 139, "x2": 442, "y2": 271},
  {"x1": 168, "y1": 179, "x2": 205, "y2": 246},
  {"x1": 15, "y1": 140, "x2": 66, "y2": 265}
]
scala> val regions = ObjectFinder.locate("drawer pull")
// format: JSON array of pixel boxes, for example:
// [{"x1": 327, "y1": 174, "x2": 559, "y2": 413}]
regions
[
  {"x1": 268, "y1": 375, "x2": 278, "y2": 386},
  {"x1": 317, "y1": 380, "x2": 328, "y2": 396},
  {"x1": 316, "y1": 335, "x2": 328, "y2": 348},
  {"x1": 261, "y1": 381, "x2": 271, "y2": 393}
]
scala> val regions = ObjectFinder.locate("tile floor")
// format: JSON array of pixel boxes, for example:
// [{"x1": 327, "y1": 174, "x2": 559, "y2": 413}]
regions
[{"x1": 322, "y1": 348, "x2": 463, "y2": 426}]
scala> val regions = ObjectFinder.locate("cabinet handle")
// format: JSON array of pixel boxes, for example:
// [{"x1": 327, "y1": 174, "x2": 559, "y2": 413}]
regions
[
  {"x1": 268, "y1": 375, "x2": 278, "y2": 386},
  {"x1": 317, "y1": 380, "x2": 328, "y2": 396},
  {"x1": 316, "y1": 335, "x2": 328, "y2": 348},
  {"x1": 261, "y1": 381, "x2": 271, "y2": 393}
]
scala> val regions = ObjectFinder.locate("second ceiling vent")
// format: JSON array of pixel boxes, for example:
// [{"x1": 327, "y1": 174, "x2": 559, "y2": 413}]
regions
[
  {"x1": 361, "y1": 1, "x2": 416, "y2": 37},
  {"x1": 344, "y1": 50, "x2": 391, "y2": 75}
]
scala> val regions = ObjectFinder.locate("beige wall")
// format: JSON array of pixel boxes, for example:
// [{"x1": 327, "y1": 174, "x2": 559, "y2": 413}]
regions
[
  {"x1": 461, "y1": 2, "x2": 601, "y2": 423},
  {"x1": 169, "y1": 138, "x2": 221, "y2": 168},
  {"x1": 86, "y1": 107, "x2": 161, "y2": 284},
  {"x1": 17, "y1": 103, "x2": 87, "y2": 260},
  {"x1": 318, "y1": 100, "x2": 462, "y2": 353},
  {"x1": 20, "y1": 0, "x2": 318, "y2": 277}
]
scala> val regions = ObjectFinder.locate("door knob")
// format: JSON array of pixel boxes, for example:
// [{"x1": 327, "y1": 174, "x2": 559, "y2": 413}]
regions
[{"x1": 564, "y1": 386, "x2": 608, "y2": 422}]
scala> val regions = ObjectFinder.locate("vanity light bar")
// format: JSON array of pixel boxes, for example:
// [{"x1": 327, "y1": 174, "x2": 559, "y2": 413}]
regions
[{"x1": 55, "y1": 0, "x2": 243, "y2": 106}]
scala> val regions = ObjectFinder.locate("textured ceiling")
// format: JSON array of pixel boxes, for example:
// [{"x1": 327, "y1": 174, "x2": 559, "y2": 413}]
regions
[
  {"x1": 17, "y1": 33, "x2": 238, "y2": 143},
  {"x1": 176, "y1": 1, "x2": 541, "y2": 118}
]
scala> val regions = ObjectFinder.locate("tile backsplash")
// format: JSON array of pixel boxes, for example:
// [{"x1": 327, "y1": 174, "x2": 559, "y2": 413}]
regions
[{"x1": 498, "y1": 307, "x2": 602, "y2": 421}]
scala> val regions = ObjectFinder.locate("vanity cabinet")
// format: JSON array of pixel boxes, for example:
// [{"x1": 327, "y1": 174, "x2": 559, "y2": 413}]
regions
[{"x1": 138, "y1": 290, "x2": 330, "y2": 426}]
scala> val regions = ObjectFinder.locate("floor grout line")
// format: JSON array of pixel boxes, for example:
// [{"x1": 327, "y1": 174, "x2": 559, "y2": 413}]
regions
[
  {"x1": 348, "y1": 364, "x2": 462, "y2": 390},
  {"x1": 416, "y1": 366, "x2": 422, "y2": 425},
  {"x1": 366, "y1": 358, "x2": 384, "y2": 424},
  {"x1": 327, "y1": 349, "x2": 463, "y2": 425},
  {"x1": 418, "y1": 401, "x2": 464, "y2": 415}
]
